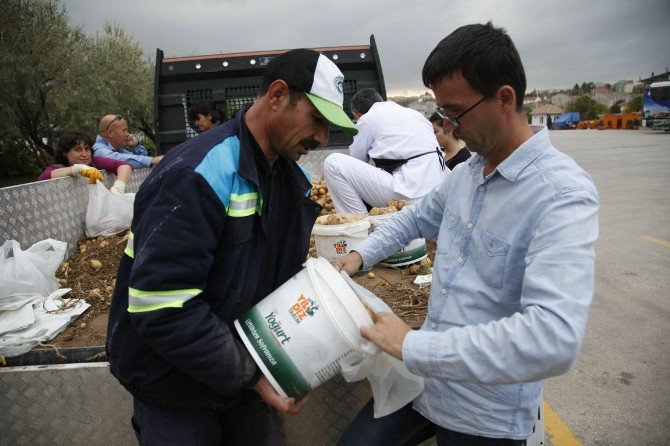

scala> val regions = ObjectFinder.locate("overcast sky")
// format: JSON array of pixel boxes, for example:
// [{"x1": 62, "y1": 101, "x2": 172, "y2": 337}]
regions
[{"x1": 63, "y1": 0, "x2": 669, "y2": 96}]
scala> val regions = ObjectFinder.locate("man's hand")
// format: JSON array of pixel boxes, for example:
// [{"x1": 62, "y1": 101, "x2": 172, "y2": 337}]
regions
[
  {"x1": 360, "y1": 311, "x2": 412, "y2": 361},
  {"x1": 330, "y1": 251, "x2": 363, "y2": 275},
  {"x1": 253, "y1": 375, "x2": 309, "y2": 415},
  {"x1": 126, "y1": 134, "x2": 139, "y2": 147},
  {"x1": 150, "y1": 155, "x2": 163, "y2": 166}
]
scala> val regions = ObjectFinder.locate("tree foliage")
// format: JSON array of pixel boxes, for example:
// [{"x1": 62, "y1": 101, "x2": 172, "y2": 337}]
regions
[
  {"x1": 627, "y1": 95, "x2": 643, "y2": 113},
  {"x1": 566, "y1": 95, "x2": 608, "y2": 120},
  {"x1": 0, "y1": 0, "x2": 153, "y2": 174}
]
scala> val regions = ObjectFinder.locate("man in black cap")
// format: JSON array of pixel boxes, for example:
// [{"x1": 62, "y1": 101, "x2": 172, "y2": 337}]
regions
[{"x1": 106, "y1": 48, "x2": 357, "y2": 445}]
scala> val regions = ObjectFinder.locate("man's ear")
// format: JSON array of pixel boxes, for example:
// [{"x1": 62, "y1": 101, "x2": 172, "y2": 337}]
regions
[
  {"x1": 498, "y1": 85, "x2": 516, "y2": 111},
  {"x1": 267, "y1": 80, "x2": 290, "y2": 111}
]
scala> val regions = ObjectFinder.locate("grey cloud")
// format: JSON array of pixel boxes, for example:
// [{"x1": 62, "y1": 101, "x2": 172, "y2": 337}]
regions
[{"x1": 63, "y1": 0, "x2": 670, "y2": 95}]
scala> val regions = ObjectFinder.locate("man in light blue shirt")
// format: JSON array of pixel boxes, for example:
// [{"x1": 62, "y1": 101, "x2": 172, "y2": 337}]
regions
[
  {"x1": 93, "y1": 114, "x2": 163, "y2": 169},
  {"x1": 334, "y1": 22, "x2": 599, "y2": 445}
]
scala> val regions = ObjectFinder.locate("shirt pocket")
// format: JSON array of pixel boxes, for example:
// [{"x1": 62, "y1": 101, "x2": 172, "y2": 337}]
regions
[
  {"x1": 436, "y1": 207, "x2": 461, "y2": 253},
  {"x1": 473, "y1": 229, "x2": 510, "y2": 289}
]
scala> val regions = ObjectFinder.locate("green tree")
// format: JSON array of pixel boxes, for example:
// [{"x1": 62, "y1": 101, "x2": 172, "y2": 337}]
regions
[
  {"x1": 571, "y1": 83, "x2": 580, "y2": 96},
  {"x1": 609, "y1": 102, "x2": 622, "y2": 114},
  {"x1": 82, "y1": 24, "x2": 155, "y2": 142},
  {"x1": 0, "y1": 0, "x2": 87, "y2": 171},
  {"x1": 0, "y1": 0, "x2": 154, "y2": 173},
  {"x1": 524, "y1": 105, "x2": 533, "y2": 124},
  {"x1": 566, "y1": 95, "x2": 608, "y2": 120},
  {"x1": 627, "y1": 95, "x2": 643, "y2": 113}
]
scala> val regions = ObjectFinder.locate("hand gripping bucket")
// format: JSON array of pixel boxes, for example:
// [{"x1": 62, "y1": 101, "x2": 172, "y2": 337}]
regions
[
  {"x1": 311, "y1": 217, "x2": 370, "y2": 261},
  {"x1": 234, "y1": 257, "x2": 374, "y2": 398},
  {"x1": 368, "y1": 213, "x2": 427, "y2": 266}
]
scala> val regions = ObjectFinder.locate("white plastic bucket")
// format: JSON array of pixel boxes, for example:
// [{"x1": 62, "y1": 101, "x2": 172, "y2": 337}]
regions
[
  {"x1": 311, "y1": 217, "x2": 370, "y2": 261},
  {"x1": 234, "y1": 257, "x2": 373, "y2": 398},
  {"x1": 369, "y1": 213, "x2": 427, "y2": 266}
]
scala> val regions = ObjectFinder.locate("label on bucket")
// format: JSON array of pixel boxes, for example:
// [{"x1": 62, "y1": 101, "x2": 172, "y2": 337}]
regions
[
  {"x1": 235, "y1": 268, "x2": 361, "y2": 399},
  {"x1": 380, "y1": 238, "x2": 427, "y2": 266},
  {"x1": 237, "y1": 307, "x2": 312, "y2": 398}
]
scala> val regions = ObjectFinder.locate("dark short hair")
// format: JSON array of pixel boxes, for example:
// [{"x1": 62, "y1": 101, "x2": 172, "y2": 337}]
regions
[
  {"x1": 350, "y1": 88, "x2": 383, "y2": 115},
  {"x1": 187, "y1": 101, "x2": 225, "y2": 126},
  {"x1": 422, "y1": 22, "x2": 526, "y2": 110},
  {"x1": 55, "y1": 132, "x2": 92, "y2": 166},
  {"x1": 428, "y1": 111, "x2": 443, "y2": 124}
]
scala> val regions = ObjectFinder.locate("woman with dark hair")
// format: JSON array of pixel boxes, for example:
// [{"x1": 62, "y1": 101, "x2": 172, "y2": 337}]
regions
[
  {"x1": 38, "y1": 132, "x2": 132, "y2": 194},
  {"x1": 428, "y1": 111, "x2": 471, "y2": 170},
  {"x1": 187, "y1": 101, "x2": 225, "y2": 133}
]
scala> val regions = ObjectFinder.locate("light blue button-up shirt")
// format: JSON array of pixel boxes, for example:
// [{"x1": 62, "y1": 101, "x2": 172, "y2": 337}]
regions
[
  {"x1": 355, "y1": 127, "x2": 599, "y2": 439},
  {"x1": 93, "y1": 135, "x2": 152, "y2": 169}
]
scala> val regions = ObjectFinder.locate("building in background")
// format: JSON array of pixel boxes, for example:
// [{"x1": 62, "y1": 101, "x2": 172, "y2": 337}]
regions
[
  {"x1": 551, "y1": 93, "x2": 574, "y2": 108},
  {"x1": 529, "y1": 104, "x2": 564, "y2": 127},
  {"x1": 406, "y1": 91, "x2": 435, "y2": 117}
]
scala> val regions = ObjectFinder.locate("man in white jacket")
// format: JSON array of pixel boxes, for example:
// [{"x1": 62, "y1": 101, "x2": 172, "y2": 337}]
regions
[{"x1": 323, "y1": 89, "x2": 447, "y2": 213}]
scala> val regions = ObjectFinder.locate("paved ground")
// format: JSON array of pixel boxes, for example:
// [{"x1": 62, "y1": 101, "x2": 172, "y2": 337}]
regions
[
  {"x1": 543, "y1": 130, "x2": 670, "y2": 445},
  {"x1": 301, "y1": 129, "x2": 670, "y2": 445}
]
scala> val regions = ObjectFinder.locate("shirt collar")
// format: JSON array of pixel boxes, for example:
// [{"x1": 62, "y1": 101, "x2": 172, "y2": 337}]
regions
[{"x1": 469, "y1": 125, "x2": 550, "y2": 183}]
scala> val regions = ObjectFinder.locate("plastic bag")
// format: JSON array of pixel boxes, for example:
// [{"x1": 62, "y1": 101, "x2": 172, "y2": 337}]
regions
[
  {"x1": 339, "y1": 273, "x2": 425, "y2": 418},
  {"x1": 85, "y1": 180, "x2": 135, "y2": 237},
  {"x1": 0, "y1": 239, "x2": 67, "y2": 311}
]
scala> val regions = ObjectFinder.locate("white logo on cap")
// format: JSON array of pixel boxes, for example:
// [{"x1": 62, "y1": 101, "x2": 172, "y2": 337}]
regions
[{"x1": 334, "y1": 76, "x2": 344, "y2": 95}]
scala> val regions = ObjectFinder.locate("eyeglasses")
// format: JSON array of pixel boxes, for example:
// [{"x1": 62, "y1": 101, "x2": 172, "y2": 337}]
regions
[
  {"x1": 435, "y1": 96, "x2": 488, "y2": 128},
  {"x1": 104, "y1": 115, "x2": 122, "y2": 133}
]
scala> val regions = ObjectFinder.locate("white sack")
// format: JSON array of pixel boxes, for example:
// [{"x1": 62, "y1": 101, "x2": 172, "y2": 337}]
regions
[
  {"x1": 85, "y1": 180, "x2": 135, "y2": 237},
  {"x1": 339, "y1": 273, "x2": 424, "y2": 418}
]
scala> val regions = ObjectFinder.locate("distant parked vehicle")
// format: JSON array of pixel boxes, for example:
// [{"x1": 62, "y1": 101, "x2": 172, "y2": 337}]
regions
[
  {"x1": 554, "y1": 112, "x2": 580, "y2": 129},
  {"x1": 642, "y1": 81, "x2": 670, "y2": 130}
]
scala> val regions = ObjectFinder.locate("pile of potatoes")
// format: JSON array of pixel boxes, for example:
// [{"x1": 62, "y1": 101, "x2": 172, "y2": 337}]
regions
[
  {"x1": 315, "y1": 213, "x2": 366, "y2": 225},
  {"x1": 369, "y1": 199, "x2": 408, "y2": 216},
  {"x1": 309, "y1": 178, "x2": 335, "y2": 216}
]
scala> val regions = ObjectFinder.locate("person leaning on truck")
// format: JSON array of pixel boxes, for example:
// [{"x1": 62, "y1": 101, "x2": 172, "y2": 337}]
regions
[
  {"x1": 105, "y1": 48, "x2": 358, "y2": 446},
  {"x1": 332, "y1": 22, "x2": 599, "y2": 445},
  {"x1": 38, "y1": 131, "x2": 132, "y2": 194},
  {"x1": 92, "y1": 114, "x2": 163, "y2": 169}
]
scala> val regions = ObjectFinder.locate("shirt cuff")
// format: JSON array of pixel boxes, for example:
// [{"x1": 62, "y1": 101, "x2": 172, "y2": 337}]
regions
[
  {"x1": 354, "y1": 237, "x2": 384, "y2": 270},
  {"x1": 402, "y1": 329, "x2": 435, "y2": 377}
]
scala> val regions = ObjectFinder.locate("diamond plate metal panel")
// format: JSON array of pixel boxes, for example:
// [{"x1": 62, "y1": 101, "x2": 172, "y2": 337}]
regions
[
  {"x1": 0, "y1": 149, "x2": 343, "y2": 261},
  {"x1": 0, "y1": 170, "x2": 151, "y2": 257},
  {"x1": 0, "y1": 363, "x2": 135, "y2": 446},
  {"x1": 283, "y1": 374, "x2": 372, "y2": 446},
  {"x1": 0, "y1": 362, "x2": 381, "y2": 446}
]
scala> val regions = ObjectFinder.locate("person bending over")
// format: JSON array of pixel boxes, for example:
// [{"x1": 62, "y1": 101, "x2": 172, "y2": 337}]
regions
[{"x1": 323, "y1": 88, "x2": 447, "y2": 214}]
